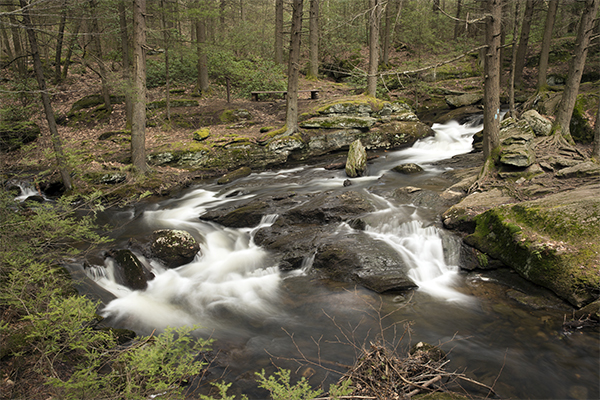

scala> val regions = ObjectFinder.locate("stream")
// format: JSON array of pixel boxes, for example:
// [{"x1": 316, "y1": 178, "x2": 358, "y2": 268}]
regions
[{"x1": 65, "y1": 118, "x2": 598, "y2": 399}]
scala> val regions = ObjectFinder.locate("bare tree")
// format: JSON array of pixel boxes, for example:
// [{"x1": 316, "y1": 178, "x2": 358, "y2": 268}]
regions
[
  {"x1": 274, "y1": 0, "x2": 284, "y2": 64},
  {"x1": 283, "y1": 0, "x2": 303, "y2": 136},
  {"x1": 118, "y1": 0, "x2": 133, "y2": 129},
  {"x1": 131, "y1": 0, "x2": 148, "y2": 173},
  {"x1": 508, "y1": 0, "x2": 520, "y2": 118},
  {"x1": 88, "y1": 0, "x2": 112, "y2": 112},
  {"x1": 19, "y1": 0, "x2": 72, "y2": 190},
  {"x1": 514, "y1": 0, "x2": 537, "y2": 88},
  {"x1": 483, "y1": 0, "x2": 502, "y2": 160},
  {"x1": 367, "y1": 0, "x2": 381, "y2": 97},
  {"x1": 537, "y1": 0, "x2": 558, "y2": 90},
  {"x1": 551, "y1": 0, "x2": 599, "y2": 144},
  {"x1": 308, "y1": 0, "x2": 319, "y2": 78},
  {"x1": 196, "y1": 15, "x2": 209, "y2": 94}
]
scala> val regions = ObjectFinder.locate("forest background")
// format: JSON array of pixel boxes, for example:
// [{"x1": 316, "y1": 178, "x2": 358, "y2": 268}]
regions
[{"x1": 1, "y1": 0, "x2": 599, "y2": 399}]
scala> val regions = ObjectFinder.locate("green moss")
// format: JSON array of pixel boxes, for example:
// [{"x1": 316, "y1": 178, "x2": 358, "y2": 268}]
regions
[
  {"x1": 570, "y1": 94, "x2": 595, "y2": 143},
  {"x1": 260, "y1": 126, "x2": 275, "y2": 133},
  {"x1": 219, "y1": 109, "x2": 236, "y2": 123},
  {"x1": 193, "y1": 128, "x2": 210, "y2": 141}
]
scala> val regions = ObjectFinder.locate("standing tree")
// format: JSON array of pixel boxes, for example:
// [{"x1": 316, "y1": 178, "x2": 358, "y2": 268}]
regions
[
  {"x1": 551, "y1": 0, "x2": 599, "y2": 144},
  {"x1": 513, "y1": 0, "x2": 537, "y2": 88},
  {"x1": 508, "y1": 0, "x2": 520, "y2": 118},
  {"x1": 118, "y1": 0, "x2": 133, "y2": 129},
  {"x1": 307, "y1": 0, "x2": 319, "y2": 79},
  {"x1": 537, "y1": 0, "x2": 558, "y2": 90},
  {"x1": 366, "y1": 0, "x2": 381, "y2": 97},
  {"x1": 196, "y1": 8, "x2": 209, "y2": 95},
  {"x1": 283, "y1": 0, "x2": 303, "y2": 136},
  {"x1": 87, "y1": 0, "x2": 112, "y2": 113},
  {"x1": 274, "y1": 0, "x2": 284, "y2": 65},
  {"x1": 18, "y1": 0, "x2": 72, "y2": 190},
  {"x1": 482, "y1": 0, "x2": 502, "y2": 161},
  {"x1": 131, "y1": 0, "x2": 148, "y2": 173}
]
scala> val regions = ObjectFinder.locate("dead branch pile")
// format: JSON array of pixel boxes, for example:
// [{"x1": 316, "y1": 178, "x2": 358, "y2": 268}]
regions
[{"x1": 340, "y1": 341, "x2": 495, "y2": 400}]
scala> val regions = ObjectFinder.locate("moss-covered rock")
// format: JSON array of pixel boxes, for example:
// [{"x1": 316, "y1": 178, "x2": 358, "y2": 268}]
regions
[
  {"x1": 463, "y1": 183, "x2": 600, "y2": 307},
  {"x1": 147, "y1": 99, "x2": 199, "y2": 109},
  {"x1": 217, "y1": 166, "x2": 252, "y2": 184},
  {"x1": 69, "y1": 94, "x2": 124, "y2": 113},
  {"x1": 151, "y1": 229, "x2": 200, "y2": 268},
  {"x1": 0, "y1": 121, "x2": 40, "y2": 151},
  {"x1": 192, "y1": 128, "x2": 210, "y2": 141}
]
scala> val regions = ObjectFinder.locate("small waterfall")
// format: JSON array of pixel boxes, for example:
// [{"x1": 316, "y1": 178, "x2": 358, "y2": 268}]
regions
[{"x1": 13, "y1": 182, "x2": 42, "y2": 202}]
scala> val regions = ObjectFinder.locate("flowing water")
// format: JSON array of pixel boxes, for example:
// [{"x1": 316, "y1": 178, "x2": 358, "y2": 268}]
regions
[{"x1": 67, "y1": 118, "x2": 598, "y2": 399}]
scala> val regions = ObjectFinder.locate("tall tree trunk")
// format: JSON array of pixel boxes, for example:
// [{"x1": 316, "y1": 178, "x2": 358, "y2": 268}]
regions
[
  {"x1": 274, "y1": 0, "x2": 284, "y2": 64},
  {"x1": 19, "y1": 0, "x2": 72, "y2": 191},
  {"x1": 161, "y1": 0, "x2": 171, "y2": 121},
  {"x1": 483, "y1": 0, "x2": 502, "y2": 160},
  {"x1": 54, "y1": 0, "x2": 68, "y2": 84},
  {"x1": 514, "y1": 0, "x2": 537, "y2": 88},
  {"x1": 594, "y1": 89, "x2": 600, "y2": 159},
  {"x1": 131, "y1": 0, "x2": 148, "y2": 173},
  {"x1": 453, "y1": 0, "x2": 462, "y2": 39},
  {"x1": 508, "y1": 1, "x2": 520, "y2": 118},
  {"x1": 537, "y1": 0, "x2": 558, "y2": 90},
  {"x1": 1, "y1": 20, "x2": 15, "y2": 66},
  {"x1": 62, "y1": 15, "x2": 81, "y2": 81},
  {"x1": 8, "y1": 2, "x2": 26, "y2": 77},
  {"x1": 552, "y1": 0, "x2": 599, "y2": 143},
  {"x1": 118, "y1": 0, "x2": 133, "y2": 129},
  {"x1": 196, "y1": 16, "x2": 209, "y2": 94},
  {"x1": 367, "y1": 0, "x2": 381, "y2": 97},
  {"x1": 283, "y1": 0, "x2": 303, "y2": 136},
  {"x1": 308, "y1": 0, "x2": 319, "y2": 78},
  {"x1": 382, "y1": 0, "x2": 392, "y2": 66},
  {"x1": 88, "y1": 0, "x2": 112, "y2": 112}
]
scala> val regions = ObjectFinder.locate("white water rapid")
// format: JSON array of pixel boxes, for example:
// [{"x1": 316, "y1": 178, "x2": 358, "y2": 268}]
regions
[{"x1": 93, "y1": 117, "x2": 481, "y2": 332}]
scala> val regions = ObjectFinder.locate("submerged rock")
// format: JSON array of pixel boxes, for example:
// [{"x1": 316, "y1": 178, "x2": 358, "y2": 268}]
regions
[
  {"x1": 150, "y1": 229, "x2": 200, "y2": 268},
  {"x1": 392, "y1": 163, "x2": 423, "y2": 174}
]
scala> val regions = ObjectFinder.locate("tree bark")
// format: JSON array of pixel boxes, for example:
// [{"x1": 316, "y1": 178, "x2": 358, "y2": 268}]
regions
[
  {"x1": 62, "y1": 15, "x2": 81, "y2": 81},
  {"x1": 131, "y1": 0, "x2": 148, "y2": 173},
  {"x1": 552, "y1": 0, "x2": 599, "y2": 143},
  {"x1": 308, "y1": 0, "x2": 319, "y2": 78},
  {"x1": 19, "y1": 0, "x2": 72, "y2": 191},
  {"x1": 88, "y1": 0, "x2": 112, "y2": 113},
  {"x1": 283, "y1": 0, "x2": 303, "y2": 136},
  {"x1": 483, "y1": 0, "x2": 502, "y2": 160},
  {"x1": 54, "y1": 0, "x2": 68, "y2": 84},
  {"x1": 196, "y1": 14, "x2": 209, "y2": 94},
  {"x1": 8, "y1": 2, "x2": 26, "y2": 77},
  {"x1": 382, "y1": 0, "x2": 392, "y2": 66},
  {"x1": 274, "y1": 0, "x2": 284, "y2": 64},
  {"x1": 367, "y1": 0, "x2": 381, "y2": 97},
  {"x1": 161, "y1": 0, "x2": 171, "y2": 121},
  {"x1": 514, "y1": 0, "x2": 537, "y2": 88},
  {"x1": 594, "y1": 88, "x2": 599, "y2": 158},
  {"x1": 508, "y1": 1, "x2": 520, "y2": 118},
  {"x1": 118, "y1": 0, "x2": 133, "y2": 129},
  {"x1": 453, "y1": 0, "x2": 462, "y2": 39},
  {"x1": 537, "y1": 0, "x2": 558, "y2": 90}
]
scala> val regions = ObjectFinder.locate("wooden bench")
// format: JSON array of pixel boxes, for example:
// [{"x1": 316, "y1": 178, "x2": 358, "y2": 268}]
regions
[{"x1": 251, "y1": 89, "x2": 319, "y2": 101}]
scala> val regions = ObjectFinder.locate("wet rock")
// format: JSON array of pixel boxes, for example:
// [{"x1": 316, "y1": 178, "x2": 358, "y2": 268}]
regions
[
  {"x1": 285, "y1": 190, "x2": 375, "y2": 225},
  {"x1": 574, "y1": 299, "x2": 600, "y2": 321},
  {"x1": 150, "y1": 229, "x2": 200, "y2": 268},
  {"x1": 345, "y1": 139, "x2": 367, "y2": 178},
  {"x1": 217, "y1": 166, "x2": 252, "y2": 184},
  {"x1": 392, "y1": 163, "x2": 423, "y2": 174},
  {"x1": 200, "y1": 200, "x2": 270, "y2": 228},
  {"x1": 110, "y1": 249, "x2": 151, "y2": 290}
]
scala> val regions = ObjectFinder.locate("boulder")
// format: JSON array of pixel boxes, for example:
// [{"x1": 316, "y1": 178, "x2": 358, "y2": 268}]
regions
[
  {"x1": 200, "y1": 200, "x2": 270, "y2": 228},
  {"x1": 345, "y1": 139, "x2": 367, "y2": 178},
  {"x1": 392, "y1": 163, "x2": 423, "y2": 174},
  {"x1": 217, "y1": 166, "x2": 252, "y2": 184},
  {"x1": 110, "y1": 249, "x2": 152, "y2": 290},
  {"x1": 445, "y1": 93, "x2": 483, "y2": 108},
  {"x1": 462, "y1": 183, "x2": 600, "y2": 307},
  {"x1": 555, "y1": 161, "x2": 600, "y2": 178},
  {"x1": 499, "y1": 118, "x2": 536, "y2": 168},
  {"x1": 150, "y1": 229, "x2": 200, "y2": 268},
  {"x1": 300, "y1": 116, "x2": 377, "y2": 129},
  {"x1": 285, "y1": 190, "x2": 376, "y2": 225},
  {"x1": 521, "y1": 110, "x2": 552, "y2": 136}
]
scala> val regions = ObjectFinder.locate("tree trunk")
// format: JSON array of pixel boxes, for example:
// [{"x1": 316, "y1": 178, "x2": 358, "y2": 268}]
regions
[
  {"x1": 382, "y1": 0, "x2": 392, "y2": 66},
  {"x1": 88, "y1": 0, "x2": 112, "y2": 112},
  {"x1": 118, "y1": 0, "x2": 133, "y2": 129},
  {"x1": 196, "y1": 16, "x2": 209, "y2": 94},
  {"x1": 131, "y1": 0, "x2": 148, "y2": 173},
  {"x1": 274, "y1": 0, "x2": 284, "y2": 64},
  {"x1": 594, "y1": 88, "x2": 599, "y2": 158},
  {"x1": 283, "y1": 0, "x2": 303, "y2": 136},
  {"x1": 367, "y1": 0, "x2": 380, "y2": 97},
  {"x1": 508, "y1": 1, "x2": 520, "y2": 118},
  {"x1": 453, "y1": 0, "x2": 462, "y2": 39},
  {"x1": 537, "y1": 0, "x2": 558, "y2": 90},
  {"x1": 552, "y1": 0, "x2": 599, "y2": 143},
  {"x1": 161, "y1": 0, "x2": 171, "y2": 121},
  {"x1": 54, "y1": 0, "x2": 68, "y2": 84},
  {"x1": 19, "y1": 0, "x2": 72, "y2": 191},
  {"x1": 307, "y1": 0, "x2": 319, "y2": 78},
  {"x1": 483, "y1": 0, "x2": 502, "y2": 160},
  {"x1": 514, "y1": 0, "x2": 537, "y2": 88},
  {"x1": 8, "y1": 2, "x2": 26, "y2": 77},
  {"x1": 62, "y1": 15, "x2": 81, "y2": 81}
]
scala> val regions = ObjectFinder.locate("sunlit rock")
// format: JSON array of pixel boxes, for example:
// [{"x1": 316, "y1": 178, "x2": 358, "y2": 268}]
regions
[{"x1": 151, "y1": 229, "x2": 200, "y2": 268}]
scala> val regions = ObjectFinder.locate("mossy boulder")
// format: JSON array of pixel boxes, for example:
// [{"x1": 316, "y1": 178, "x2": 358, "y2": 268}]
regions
[
  {"x1": 463, "y1": 183, "x2": 600, "y2": 307},
  {"x1": 219, "y1": 109, "x2": 252, "y2": 123},
  {"x1": 300, "y1": 115, "x2": 377, "y2": 129},
  {"x1": 217, "y1": 166, "x2": 252, "y2": 184},
  {"x1": 569, "y1": 94, "x2": 595, "y2": 144},
  {"x1": 392, "y1": 163, "x2": 423, "y2": 174},
  {"x1": 110, "y1": 249, "x2": 151, "y2": 290},
  {"x1": 69, "y1": 94, "x2": 124, "y2": 113},
  {"x1": 150, "y1": 229, "x2": 201, "y2": 268},
  {"x1": 0, "y1": 121, "x2": 40, "y2": 151},
  {"x1": 192, "y1": 128, "x2": 210, "y2": 141},
  {"x1": 345, "y1": 139, "x2": 367, "y2": 178},
  {"x1": 147, "y1": 99, "x2": 199, "y2": 109}
]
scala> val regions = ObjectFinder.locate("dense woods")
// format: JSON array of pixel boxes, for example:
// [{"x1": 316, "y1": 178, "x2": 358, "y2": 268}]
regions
[{"x1": 1, "y1": 0, "x2": 599, "y2": 399}]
